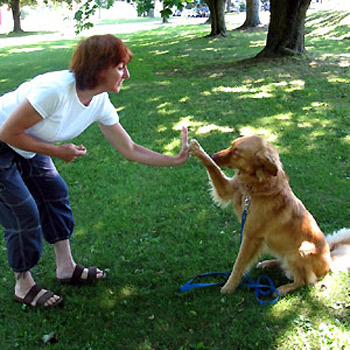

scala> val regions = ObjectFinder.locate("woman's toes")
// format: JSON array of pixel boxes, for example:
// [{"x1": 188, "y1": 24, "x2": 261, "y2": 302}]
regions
[
  {"x1": 81, "y1": 267, "x2": 104, "y2": 280},
  {"x1": 45, "y1": 295, "x2": 61, "y2": 307}
]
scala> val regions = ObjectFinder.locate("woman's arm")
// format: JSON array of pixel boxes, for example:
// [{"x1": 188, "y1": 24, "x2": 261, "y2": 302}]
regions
[
  {"x1": 99, "y1": 122, "x2": 189, "y2": 166},
  {"x1": 0, "y1": 99, "x2": 86, "y2": 163}
]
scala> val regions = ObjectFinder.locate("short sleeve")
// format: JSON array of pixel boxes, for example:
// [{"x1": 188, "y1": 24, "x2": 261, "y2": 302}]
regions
[
  {"x1": 97, "y1": 94, "x2": 119, "y2": 126},
  {"x1": 27, "y1": 85, "x2": 60, "y2": 119}
]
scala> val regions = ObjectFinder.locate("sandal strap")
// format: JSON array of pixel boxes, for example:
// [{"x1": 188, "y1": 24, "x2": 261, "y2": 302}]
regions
[
  {"x1": 36, "y1": 290, "x2": 55, "y2": 306},
  {"x1": 22, "y1": 284, "x2": 42, "y2": 305},
  {"x1": 87, "y1": 267, "x2": 97, "y2": 280},
  {"x1": 70, "y1": 264, "x2": 85, "y2": 283}
]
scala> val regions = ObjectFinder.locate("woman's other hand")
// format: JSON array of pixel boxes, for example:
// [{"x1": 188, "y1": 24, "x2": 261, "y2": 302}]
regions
[{"x1": 55, "y1": 143, "x2": 87, "y2": 163}]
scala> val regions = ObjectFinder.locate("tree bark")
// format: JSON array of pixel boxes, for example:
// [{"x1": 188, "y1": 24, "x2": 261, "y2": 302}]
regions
[
  {"x1": 11, "y1": 0, "x2": 23, "y2": 33},
  {"x1": 239, "y1": 0, "x2": 261, "y2": 29},
  {"x1": 257, "y1": 0, "x2": 311, "y2": 57},
  {"x1": 204, "y1": 0, "x2": 227, "y2": 36}
]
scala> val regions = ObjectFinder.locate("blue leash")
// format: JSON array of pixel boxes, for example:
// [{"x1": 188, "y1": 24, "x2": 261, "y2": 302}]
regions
[
  {"x1": 180, "y1": 196, "x2": 280, "y2": 305},
  {"x1": 179, "y1": 272, "x2": 231, "y2": 292}
]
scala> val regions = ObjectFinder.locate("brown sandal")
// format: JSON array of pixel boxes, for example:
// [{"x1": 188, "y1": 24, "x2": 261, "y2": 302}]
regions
[
  {"x1": 14, "y1": 284, "x2": 63, "y2": 308},
  {"x1": 58, "y1": 264, "x2": 106, "y2": 285}
]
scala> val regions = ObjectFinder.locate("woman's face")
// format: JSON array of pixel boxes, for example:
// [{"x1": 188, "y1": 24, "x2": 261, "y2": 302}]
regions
[{"x1": 99, "y1": 62, "x2": 130, "y2": 93}]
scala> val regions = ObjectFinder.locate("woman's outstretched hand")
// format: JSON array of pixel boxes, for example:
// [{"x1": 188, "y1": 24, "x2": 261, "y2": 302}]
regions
[{"x1": 175, "y1": 126, "x2": 189, "y2": 165}]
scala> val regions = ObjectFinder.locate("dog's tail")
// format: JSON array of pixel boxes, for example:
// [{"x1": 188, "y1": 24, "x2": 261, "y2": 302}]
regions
[{"x1": 326, "y1": 228, "x2": 350, "y2": 273}]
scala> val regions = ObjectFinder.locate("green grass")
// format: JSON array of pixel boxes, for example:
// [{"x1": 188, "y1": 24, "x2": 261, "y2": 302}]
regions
[{"x1": 1, "y1": 10, "x2": 350, "y2": 350}]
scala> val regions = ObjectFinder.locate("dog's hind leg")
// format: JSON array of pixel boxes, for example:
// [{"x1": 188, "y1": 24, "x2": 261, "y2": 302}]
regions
[
  {"x1": 276, "y1": 262, "x2": 317, "y2": 297},
  {"x1": 276, "y1": 277, "x2": 311, "y2": 297},
  {"x1": 257, "y1": 259, "x2": 281, "y2": 269}
]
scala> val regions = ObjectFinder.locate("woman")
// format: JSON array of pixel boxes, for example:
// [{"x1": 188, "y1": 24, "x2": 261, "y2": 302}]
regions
[{"x1": 0, "y1": 34, "x2": 189, "y2": 308}]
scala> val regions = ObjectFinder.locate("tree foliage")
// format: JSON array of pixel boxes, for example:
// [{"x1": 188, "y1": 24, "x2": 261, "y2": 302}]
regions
[
  {"x1": 74, "y1": 0, "x2": 114, "y2": 33},
  {"x1": 134, "y1": 0, "x2": 154, "y2": 17},
  {"x1": 160, "y1": 0, "x2": 183, "y2": 20},
  {"x1": 74, "y1": 0, "x2": 184, "y2": 32}
]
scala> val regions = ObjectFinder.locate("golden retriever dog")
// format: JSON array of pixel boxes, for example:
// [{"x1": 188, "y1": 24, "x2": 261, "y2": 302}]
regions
[{"x1": 189, "y1": 135, "x2": 350, "y2": 297}]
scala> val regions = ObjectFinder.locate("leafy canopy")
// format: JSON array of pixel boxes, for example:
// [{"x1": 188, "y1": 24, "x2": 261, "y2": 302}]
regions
[{"x1": 74, "y1": 0, "x2": 185, "y2": 33}]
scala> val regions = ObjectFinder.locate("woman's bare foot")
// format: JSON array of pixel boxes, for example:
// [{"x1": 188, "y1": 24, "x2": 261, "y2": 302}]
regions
[
  {"x1": 14, "y1": 271, "x2": 61, "y2": 307},
  {"x1": 54, "y1": 239, "x2": 105, "y2": 283},
  {"x1": 56, "y1": 263, "x2": 105, "y2": 282}
]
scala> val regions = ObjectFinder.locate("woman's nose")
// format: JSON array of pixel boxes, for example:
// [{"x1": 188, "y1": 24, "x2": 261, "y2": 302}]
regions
[{"x1": 124, "y1": 67, "x2": 130, "y2": 79}]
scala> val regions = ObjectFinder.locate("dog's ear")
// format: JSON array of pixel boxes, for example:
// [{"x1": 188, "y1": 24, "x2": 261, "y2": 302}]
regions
[{"x1": 256, "y1": 150, "x2": 279, "y2": 181}]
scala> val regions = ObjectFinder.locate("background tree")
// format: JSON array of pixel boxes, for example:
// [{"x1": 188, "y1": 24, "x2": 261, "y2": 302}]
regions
[
  {"x1": 204, "y1": 0, "x2": 226, "y2": 36},
  {"x1": 257, "y1": 0, "x2": 312, "y2": 57},
  {"x1": 73, "y1": 0, "x2": 225, "y2": 37},
  {"x1": 12, "y1": 0, "x2": 23, "y2": 32},
  {"x1": 1, "y1": 0, "x2": 30, "y2": 32},
  {"x1": 238, "y1": 0, "x2": 260, "y2": 29},
  {"x1": 2, "y1": 0, "x2": 67, "y2": 33}
]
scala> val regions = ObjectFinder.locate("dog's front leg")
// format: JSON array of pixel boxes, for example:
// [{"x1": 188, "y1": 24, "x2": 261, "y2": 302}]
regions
[
  {"x1": 189, "y1": 139, "x2": 234, "y2": 201},
  {"x1": 221, "y1": 235, "x2": 264, "y2": 294},
  {"x1": 189, "y1": 139, "x2": 221, "y2": 168}
]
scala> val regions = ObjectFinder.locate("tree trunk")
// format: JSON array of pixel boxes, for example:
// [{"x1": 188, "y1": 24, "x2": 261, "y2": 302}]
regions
[
  {"x1": 239, "y1": 0, "x2": 261, "y2": 29},
  {"x1": 11, "y1": 0, "x2": 23, "y2": 33},
  {"x1": 161, "y1": 2, "x2": 168, "y2": 23},
  {"x1": 257, "y1": 0, "x2": 311, "y2": 57},
  {"x1": 205, "y1": 0, "x2": 227, "y2": 36}
]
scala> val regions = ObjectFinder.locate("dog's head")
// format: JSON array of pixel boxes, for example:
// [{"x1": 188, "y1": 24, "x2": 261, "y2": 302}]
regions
[{"x1": 212, "y1": 135, "x2": 282, "y2": 183}]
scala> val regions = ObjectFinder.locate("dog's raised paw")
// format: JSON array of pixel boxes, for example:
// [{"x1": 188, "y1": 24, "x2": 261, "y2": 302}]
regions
[
  {"x1": 189, "y1": 139, "x2": 203, "y2": 157},
  {"x1": 189, "y1": 139, "x2": 199, "y2": 149}
]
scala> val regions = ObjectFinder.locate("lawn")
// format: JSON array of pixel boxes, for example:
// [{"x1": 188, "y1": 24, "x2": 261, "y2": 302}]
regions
[{"x1": 0, "y1": 9, "x2": 350, "y2": 350}]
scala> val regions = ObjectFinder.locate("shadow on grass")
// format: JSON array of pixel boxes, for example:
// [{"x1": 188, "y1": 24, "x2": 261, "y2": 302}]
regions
[{"x1": 307, "y1": 10, "x2": 350, "y2": 32}]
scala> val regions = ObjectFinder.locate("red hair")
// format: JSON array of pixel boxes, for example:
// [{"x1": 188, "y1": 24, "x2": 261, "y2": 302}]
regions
[{"x1": 70, "y1": 34, "x2": 133, "y2": 90}]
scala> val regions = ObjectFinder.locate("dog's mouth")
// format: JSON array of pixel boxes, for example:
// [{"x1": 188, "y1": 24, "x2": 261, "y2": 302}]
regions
[
  {"x1": 211, "y1": 154, "x2": 220, "y2": 165},
  {"x1": 211, "y1": 152, "x2": 233, "y2": 168}
]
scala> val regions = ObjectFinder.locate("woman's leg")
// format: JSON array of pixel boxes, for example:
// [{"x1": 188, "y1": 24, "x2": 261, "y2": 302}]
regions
[
  {"x1": 18, "y1": 153, "x2": 74, "y2": 244},
  {"x1": 19, "y1": 153, "x2": 104, "y2": 281},
  {"x1": 54, "y1": 239, "x2": 104, "y2": 280},
  {"x1": 0, "y1": 143, "x2": 60, "y2": 306}
]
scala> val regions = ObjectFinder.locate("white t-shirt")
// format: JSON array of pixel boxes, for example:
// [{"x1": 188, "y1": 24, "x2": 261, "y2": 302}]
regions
[{"x1": 0, "y1": 70, "x2": 119, "y2": 158}]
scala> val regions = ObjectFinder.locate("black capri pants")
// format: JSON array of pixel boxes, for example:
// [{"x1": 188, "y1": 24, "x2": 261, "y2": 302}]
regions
[{"x1": 0, "y1": 142, "x2": 74, "y2": 273}]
